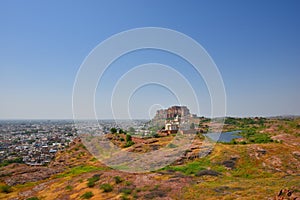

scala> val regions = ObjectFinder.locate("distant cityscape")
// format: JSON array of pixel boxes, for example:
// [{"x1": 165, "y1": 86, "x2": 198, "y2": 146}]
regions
[
  {"x1": 0, "y1": 119, "x2": 148, "y2": 166},
  {"x1": 0, "y1": 120, "x2": 77, "y2": 166},
  {"x1": 0, "y1": 106, "x2": 200, "y2": 166}
]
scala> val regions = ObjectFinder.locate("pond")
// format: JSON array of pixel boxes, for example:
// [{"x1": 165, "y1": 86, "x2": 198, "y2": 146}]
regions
[{"x1": 204, "y1": 130, "x2": 242, "y2": 143}]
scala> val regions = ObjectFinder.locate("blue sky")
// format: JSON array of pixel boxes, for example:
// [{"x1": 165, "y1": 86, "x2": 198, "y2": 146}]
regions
[{"x1": 0, "y1": 0, "x2": 299, "y2": 119}]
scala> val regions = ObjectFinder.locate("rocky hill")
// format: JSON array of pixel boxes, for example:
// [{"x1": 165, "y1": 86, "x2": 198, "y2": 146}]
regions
[{"x1": 0, "y1": 118, "x2": 299, "y2": 200}]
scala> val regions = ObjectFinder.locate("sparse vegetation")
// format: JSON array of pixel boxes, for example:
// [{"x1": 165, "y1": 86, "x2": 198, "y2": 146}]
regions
[
  {"x1": 100, "y1": 183, "x2": 113, "y2": 192},
  {"x1": 126, "y1": 134, "x2": 132, "y2": 142},
  {"x1": 119, "y1": 129, "x2": 125, "y2": 134},
  {"x1": 128, "y1": 127, "x2": 135, "y2": 133},
  {"x1": 65, "y1": 185, "x2": 73, "y2": 191},
  {"x1": 196, "y1": 132, "x2": 205, "y2": 140},
  {"x1": 166, "y1": 143, "x2": 177, "y2": 148},
  {"x1": 0, "y1": 157, "x2": 24, "y2": 167},
  {"x1": 124, "y1": 181, "x2": 132, "y2": 186},
  {"x1": 152, "y1": 133, "x2": 160, "y2": 138},
  {"x1": 124, "y1": 140, "x2": 135, "y2": 148},
  {"x1": 120, "y1": 195, "x2": 130, "y2": 200},
  {"x1": 87, "y1": 181, "x2": 95, "y2": 187},
  {"x1": 162, "y1": 158, "x2": 211, "y2": 175},
  {"x1": 81, "y1": 191, "x2": 94, "y2": 199},
  {"x1": 110, "y1": 128, "x2": 117, "y2": 134},
  {"x1": 123, "y1": 134, "x2": 135, "y2": 147},
  {"x1": 114, "y1": 176, "x2": 123, "y2": 184},
  {"x1": 190, "y1": 123, "x2": 195, "y2": 129},
  {"x1": 119, "y1": 187, "x2": 133, "y2": 195},
  {"x1": 144, "y1": 189, "x2": 167, "y2": 199},
  {"x1": 0, "y1": 117, "x2": 299, "y2": 200},
  {"x1": 0, "y1": 184, "x2": 12, "y2": 193},
  {"x1": 26, "y1": 197, "x2": 39, "y2": 200},
  {"x1": 89, "y1": 157, "x2": 97, "y2": 162},
  {"x1": 238, "y1": 129, "x2": 273, "y2": 143},
  {"x1": 55, "y1": 165, "x2": 105, "y2": 178},
  {"x1": 87, "y1": 174, "x2": 100, "y2": 187}
]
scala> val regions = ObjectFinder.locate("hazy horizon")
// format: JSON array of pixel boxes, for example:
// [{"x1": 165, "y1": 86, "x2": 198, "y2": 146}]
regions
[{"x1": 1, "y1": 114, "x2": 299, "y2": 121}]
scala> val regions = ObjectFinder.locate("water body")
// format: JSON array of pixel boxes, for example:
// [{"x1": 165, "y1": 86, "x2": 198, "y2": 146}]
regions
[{"x1": 204, "y1": 131, "x2": 242, "y2": 143}]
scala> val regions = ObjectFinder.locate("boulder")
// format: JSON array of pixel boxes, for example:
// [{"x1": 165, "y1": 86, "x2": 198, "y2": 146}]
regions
[{"x1": 195, "y1": 170, "x2": 221, "y2": 177}]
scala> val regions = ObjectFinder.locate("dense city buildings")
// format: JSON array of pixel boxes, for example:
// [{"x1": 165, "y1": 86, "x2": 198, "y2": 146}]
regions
[
  {"x1": 0, "y1": 119, "x2": 148, "y2": 166},
  {"x1": 0, "y1": 120, "x2": 77, "y2": 166},
  {"x1": 0, "y1": 107, "x2": 195, "y2": 166}
]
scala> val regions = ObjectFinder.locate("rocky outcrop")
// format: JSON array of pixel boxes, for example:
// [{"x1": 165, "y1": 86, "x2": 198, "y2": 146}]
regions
[
  {"x1": 249, "y1": 145, "x2": 267, "y2": 160},
  {"x1": 271, "y1": 188, "x2": 300, "y2": 200},
  {"x1": 195, "y1": 169, "x2": 221, "y2": 177},
  {"x1": 0, "y1": 163, "x2": 63, "y2": 185}
]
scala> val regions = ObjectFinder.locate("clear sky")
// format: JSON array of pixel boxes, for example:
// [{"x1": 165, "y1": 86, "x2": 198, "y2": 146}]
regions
[{"x1": 0, "y1": 0, "x2": 299, "y2": 119}]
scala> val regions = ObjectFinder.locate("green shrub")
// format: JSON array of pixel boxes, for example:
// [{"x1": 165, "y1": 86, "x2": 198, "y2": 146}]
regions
[
  {"x1": 120, "y1": 187, "x2": 133, "y2": 195},
  {"x1": 124, "y1": 140, "x2": 135, "y2": 148},
  {"x1": 120, "y1": 195, "x2": 130, "y2": 200},
  {"x1": 167, "y1": 143, "x2": 177, "y2": 148},
  {"x1": 87, "y1": 181, "x2": 95, "y2": 187},
  {"x1": 125, "y1": 181, "x2": 132, "y2": 186},
  {"x1": 65, "y1": 185, "x2": 73, "y2": 191},
  {"x1": 100, "y1": 183, "x2": 113, "y2": 192},
  {"x1": 89, "y1": 175, "x2": 100, "y2": 182},
  {"x1": 90, "y1": 157, "x2": 97, "y2": 162},
  {"x1": 26, "y1": 197, "x2": 39, "y2": 200},
  {"x1": 240, "y1": 141, "x2": 247, "y2": 145},
  {"x1": 136, "y1": 188, "x2": 142, "y2": 192},
  {"x1": 114, "y1": 176, "x2": 123, "y2": 184},
  {"x1": 126, "y1": 134, "x2": 132, "y2": 141},
  {"x1": 87, "y1": 174, "x2": 100, "y2": 187},
  {"x1": 239, "y1": 129, "x2": 273, "y2": 144},
  {"x1": 81, "y1": 191, "x2": 94, "y2": 199},
  {"x1": 0, "y1": 184, "x2": 12, "y2": 193},
  {"x1": 161, "y1": 159, "x2": 210, "y2": 175},
  {"x1": 0, "y1": 157, "x2": 24, "y2": 167},
  {"x1": 128, "y1": 127, "x2": 135, "y2": 133}
]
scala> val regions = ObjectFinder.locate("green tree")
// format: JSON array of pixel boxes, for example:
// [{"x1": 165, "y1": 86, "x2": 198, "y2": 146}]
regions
[
  {"x1": 110, "y1": 128, "x2": 117, "y2": 134},
  {"x1": 124, "y1": 141, "x2": 134, "y2": 148},
  {"x1": 126, "y1": 134, "x2": 132, "y2": 142},
  {"x1": 190, "y1": 123, "x2": 195, "y2": 129},
  {"x1": 128, "y1": 127, "x2": 135, "y2": 133}
]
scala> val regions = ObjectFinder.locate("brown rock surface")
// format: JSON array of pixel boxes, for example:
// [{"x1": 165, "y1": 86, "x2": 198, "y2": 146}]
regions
[{"x1": 0, "y1": 163, "x2": 62, "y2": 186}]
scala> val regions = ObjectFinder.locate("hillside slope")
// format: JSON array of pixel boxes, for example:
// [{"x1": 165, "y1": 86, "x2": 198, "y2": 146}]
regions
[{"x1": 0, "y1": 118, "x2": 300, "y2": 200}]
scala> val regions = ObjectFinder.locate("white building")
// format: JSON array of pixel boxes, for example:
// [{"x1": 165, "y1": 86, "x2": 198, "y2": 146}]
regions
[{"x1": 165, "y1": 115, "x2": 180, "y2": 132}]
